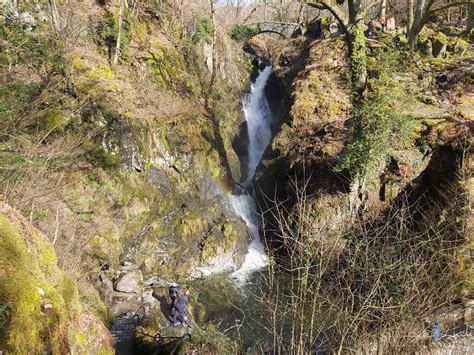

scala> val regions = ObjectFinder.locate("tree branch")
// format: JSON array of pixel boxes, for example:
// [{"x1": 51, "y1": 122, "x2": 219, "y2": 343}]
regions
[
  {"x1": 429, "y1": 1, "x2": 472, "y2": 15},
  {"x1": 306, "y1": 1, "x2": 349, "y2": 32}
]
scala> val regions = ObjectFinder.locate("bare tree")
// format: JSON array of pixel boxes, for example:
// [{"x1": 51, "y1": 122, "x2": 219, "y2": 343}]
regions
[
  {"x1": 407, "y1": 0, "x2": 472, "y2": 49},
  {"x1": 466, "y1": 2, "x2": 474, "y2": 33},
  {"x1": 113, "y1": 0, "x2": 125, "y2": 65},
  {"x1": 407, "y1": 0, "x2": 414, "y2": 35}
]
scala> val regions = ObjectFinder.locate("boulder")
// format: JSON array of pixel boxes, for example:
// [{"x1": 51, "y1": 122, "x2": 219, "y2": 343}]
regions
[
  {"x1": 329, "y1": 21, "x2": 340, "y2": 37},
  {"x1": 203, "y1": 43, "x2": 213, "y2": 73},
  {"x1": 368, "y1": 20, "x2": 382, "y2": 35},
  {"x1": 419, "y1": 39, "x2": 433, "y2": 56},
  {"x1": 386, "y1": 17, "x2": 396, "y2": 31},
  {"x1": 19, "y1": 12, "x2": 36, "y2": 31},
  {"x1": 99, "y1": 274, "x2": 114, "y2": 292},
  {"x1": 453, "y1": 38, "x2": 469, "y2": 56},
  {"x1": 432, "y1": 32, "x2": 447, "y2": 58},
  {"x1": 115, "y1": 270, "x2": 143, "y2": 293}
]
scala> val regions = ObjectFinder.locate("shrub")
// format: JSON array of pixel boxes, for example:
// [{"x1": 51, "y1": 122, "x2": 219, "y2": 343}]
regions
[
  {"x1": 192, "y1": 17, "x2": 213, "y2": 44},
  {"x1": 230, "y1": 24, "x2": 259, "y2": 41}
]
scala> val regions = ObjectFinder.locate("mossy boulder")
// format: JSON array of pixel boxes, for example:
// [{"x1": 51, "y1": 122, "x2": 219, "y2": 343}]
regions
[
  {"x1": 432, "y1": 32, "x2": 448, "y2": 58},
  {"x1": 453, "y1": 38, "x2": 469, "y2": 56},
  {"x1": 419, "y1": 38, "x2": 433, "y2": 56}
]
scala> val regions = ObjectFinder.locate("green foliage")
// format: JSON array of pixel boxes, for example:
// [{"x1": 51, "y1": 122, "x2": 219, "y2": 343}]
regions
[
  {"x1": 0, "y1": 18, "x2": 62, "y2": 71},
  {"x1": 95, "y1": 12, "x2": 132, "y2": 62},
  {"x1": 349, "y1": 22, "x2": 367, "y2": 102},
  {"x1": 230, "y1": 24, "x2": 259, "y2": 41},
  {"x1": 192, "y1": 17, "x2": 213, "y2": 44},
  {"x1": 183, "y1": 324, "x2": 238, "y2": 354},
  {"x1": 338, "y1": 50, "x2": 413, "y2": 180}
]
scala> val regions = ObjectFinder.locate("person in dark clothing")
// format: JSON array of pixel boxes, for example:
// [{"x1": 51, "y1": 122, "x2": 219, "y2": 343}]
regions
[
  {"x1": 169, "y1": 283, "x2": 179, "y2": 316},
  {"x1": 172, "y1": 290, "x2": 190, "y2": 326}
]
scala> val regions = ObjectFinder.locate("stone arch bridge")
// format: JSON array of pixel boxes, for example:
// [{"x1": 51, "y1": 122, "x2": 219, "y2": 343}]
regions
[{"x1": 250, "y1": 21, "x2": 302, "y2": 38}]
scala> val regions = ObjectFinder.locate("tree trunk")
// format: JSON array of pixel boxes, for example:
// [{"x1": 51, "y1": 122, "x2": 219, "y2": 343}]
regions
[
  {"x1": 380, "y1": 0, "x2": 387, "y2": 19},
  {"x1": 113, "y1": 0, "x2": 124, "y2": 65},
  {"x1": 49, "y1": 0, "x2": 61, "y2": 32},
  {"x1": 466, "y1": 3, "x2": 474, "y2": 34},
  {"x1": 348, "y1": 0, "x2": 363, "y2": 24},
  {"x1": 407, "y1": 0, "x2": 414, "y2": 34},
  {"x1": 408, "y1": 0, "x2": 426, "y2": 49},
  {"x1": 349, "y1": 21, "x2": 367, "y2": 100}
]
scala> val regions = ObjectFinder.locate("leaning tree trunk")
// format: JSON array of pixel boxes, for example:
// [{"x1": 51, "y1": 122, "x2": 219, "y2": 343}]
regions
[
  {"x1": 348, "y1": 21, "x2": 368, "y2": 212},
  {"x1": 408, "y1": 0, "x2": 426, "y2": 49}
]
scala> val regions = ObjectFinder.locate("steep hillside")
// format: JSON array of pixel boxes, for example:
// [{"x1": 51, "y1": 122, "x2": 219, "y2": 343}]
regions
[
  {"x1": 0, "y1": 202, "x2": 113, "y2": 353},
  {"x1": 0, "y1": 1, "x2": 252, "y2": 351}
]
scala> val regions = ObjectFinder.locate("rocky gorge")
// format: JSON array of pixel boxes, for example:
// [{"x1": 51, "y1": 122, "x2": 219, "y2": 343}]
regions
[{"x1": 0, "y1": 0, "x2": 473, "y2": 354}]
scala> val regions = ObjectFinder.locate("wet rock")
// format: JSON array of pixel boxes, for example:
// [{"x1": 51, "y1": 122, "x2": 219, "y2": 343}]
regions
[
  {"x1": 115, "y1": 270, "x2": 143, "y2": 293},
  {"x1": 145, "y1": 168, "x2": 171, "y2": 192}
]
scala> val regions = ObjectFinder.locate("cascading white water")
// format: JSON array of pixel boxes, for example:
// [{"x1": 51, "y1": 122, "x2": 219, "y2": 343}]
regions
[
  {"x1": 229, "y1": 66, "x2": 273, "y2": 285},
  {"x1": 242, "y1": 66, "x2": 273, "y2": 187}
]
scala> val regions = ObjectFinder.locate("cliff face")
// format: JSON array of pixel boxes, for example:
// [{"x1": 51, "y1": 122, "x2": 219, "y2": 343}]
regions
[{"x1": 0, "y1": 203, "x2": 113, "y2": 353}]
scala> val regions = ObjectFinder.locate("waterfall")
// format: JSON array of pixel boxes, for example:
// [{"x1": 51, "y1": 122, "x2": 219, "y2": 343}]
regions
[{"x1": 229, "y1": 66, "x2": 273, "y2": 285}]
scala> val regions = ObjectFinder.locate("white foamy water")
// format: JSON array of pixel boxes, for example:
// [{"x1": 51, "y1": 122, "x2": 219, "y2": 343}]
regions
[
  {"x1": 229, "y1": 66, "x2": 273, "y2": 285},
  {"x1": 243, "y1": 65, "x2": 273, "y2": 186},
  {"x1": 229, "y1": 193, "x2": 269, "y2": 285}
]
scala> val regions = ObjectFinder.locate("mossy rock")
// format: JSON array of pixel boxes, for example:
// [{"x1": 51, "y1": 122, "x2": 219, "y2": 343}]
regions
[
  {"x1": 419, "y1": 38, "x2": 432, "y2": 56},
  {"x1": 290, "y1": 70, "x2": 346, "y2": 127},
  {"x1": 176, "y1": 214, "x2": 208, "y2": 240},
  {"x1": 40, "y1": 109, "x2": 64, "y2": 132},
  {"x1": 0, "y1": 205, "x2": 113, "y2": 353},
  {"x1": 89, "y1": 225, "x2": 122, "y2": 264},
  {"x1": 432, "y1": 32, "x2": 448, "y2": 58},
  {"x1": 453, "y1": 38, "x2": 469, "y2": 56}
]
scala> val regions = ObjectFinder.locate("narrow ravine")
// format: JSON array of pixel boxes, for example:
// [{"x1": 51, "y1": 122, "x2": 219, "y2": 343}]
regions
[{"x1": 228, "y1": 65, "x2": 274, "y2": 285}]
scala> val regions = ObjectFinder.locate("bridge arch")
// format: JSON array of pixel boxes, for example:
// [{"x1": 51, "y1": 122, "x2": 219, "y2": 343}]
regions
[{"x1": 250, "y1": 21, "x2": 302, "y2": 39}]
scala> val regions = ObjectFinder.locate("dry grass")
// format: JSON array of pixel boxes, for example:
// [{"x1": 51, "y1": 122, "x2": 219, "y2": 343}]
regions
[{"x1": 253, "y1": 161, "x2": 470, "y2": 354}]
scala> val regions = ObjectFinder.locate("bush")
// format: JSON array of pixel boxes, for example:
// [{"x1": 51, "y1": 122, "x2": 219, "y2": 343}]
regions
[
  {"x1": 191, "y1": 17, "x2": 213, "y2": 44},
  {"x1": 230, "y1": 24, "x2": 259, "y2": 41}
]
